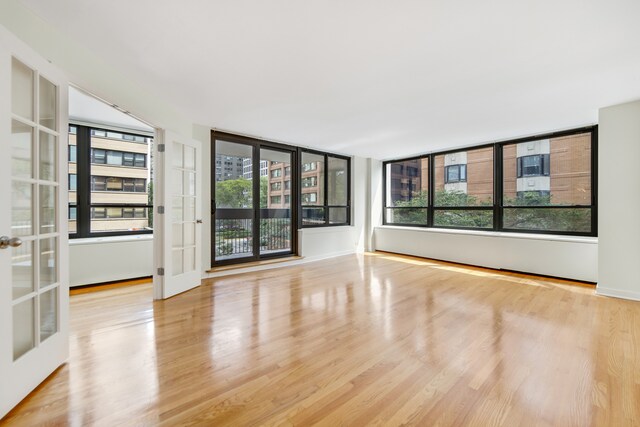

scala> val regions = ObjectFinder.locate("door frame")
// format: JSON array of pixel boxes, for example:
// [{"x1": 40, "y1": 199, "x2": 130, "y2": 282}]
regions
[{"x1": 211, "y1": 130, "x2": 298, "y2": 267}]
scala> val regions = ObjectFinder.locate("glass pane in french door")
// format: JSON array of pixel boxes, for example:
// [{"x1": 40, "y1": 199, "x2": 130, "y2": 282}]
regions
[
  {"x1": 10, "y1": 57, "x2": 60, "y2": 360},
  {"x1": 171, "y1": 142, "x2": 197, "y2": 276},
  {"x1": 214, "y1": 140, "x2": 254, "y2": 261},
  {"x1": 260, "y1": 148, "x2": 293, "y2": 256}
]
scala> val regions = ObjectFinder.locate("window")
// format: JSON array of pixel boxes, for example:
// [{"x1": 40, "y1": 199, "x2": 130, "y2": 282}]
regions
[
  {"x1": 284, "y1": 180, "x2": 291, "y2": 190},
  {"x1": 517, "y1": 154, "x2": 550, "y2": 177},
  {"x1": 134, "y1": 153, "x2": 146, "y2": 168},
  {"x1": 123, "y1": 152, "x2": 135, "y2": 166},
  {"x1": 106, "y1": 177, "x2": 123, "y2": 191},
  {"x1": 270, "y1": 196, "x2": 281, "y2": 204},
  {"x1": 502, "y1": 132, "x2": 593, "y2": 233},
  {"x1": 90, "y1": 148, "x2": 145, "y2": 168},
  {"x1": 385, "y1": 158, "x2": 429, "y2": 225},
  {"x1": 284, "y1": 195, "x2": 290, "y2": 204},
  {"x1": 271, "y1": 182, "x2": 282, "y2": 191},
  {"x1": 91, "y1": 176, "x2": 107, "y2": 191},
  {"x1": 285, "y1": 166, "x2": 291, "y2": 176},
  {"x1": 302, "y1": 193, "x2": 317, "y2": 203},
  {"x1": 92, "y1": 149, "x2": 106, "y2": 164},
  {"x1": 123, "y1": 178, "x2": 135, "y2": 192},
  {"x1": 301, "y1": 150, "x2": 350, "y2": 226},
  {"x1": 71, "y1": 124, "x2": 153, "y2": 237},
  {"x1": 302, "y1": 162, "x2": 317, "y2": 172},
  {"x1": 107, "y1": 150, "x2": 122, "y2": 165},
  {"x1": 433, "y1": 147, "x2": 494, "y2": 229},
  {"x1": 302, "y1": 176, "x2": 317, "y2": 187},
  {"x1": 90, "y1": 176, "x2": 146, "y2": 193},
  {"x1": 91, "y1": 208, "x2": 106, "y2": 219},
  {"x1": 444, "y1": 164, "x2": 467, "y2": 183},
  {"x1": 383, "y1": 127, "x2": 596, "y2": 236},
  {"x1": 271, "y1": 168, "x2": 282, "y2": 178}
]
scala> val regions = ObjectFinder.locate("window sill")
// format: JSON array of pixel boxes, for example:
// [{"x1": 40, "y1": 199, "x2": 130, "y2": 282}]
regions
[
  {"x1": 376, "y1": 225, "x2": 598, "y2": 244},
  {"x1": 70, "y1": 234, "x2": 153, "y2": 246}
]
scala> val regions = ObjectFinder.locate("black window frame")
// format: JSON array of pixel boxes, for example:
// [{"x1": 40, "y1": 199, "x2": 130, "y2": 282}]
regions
[
  {"x1": 70, "y1": 123, "x2": 153, "y2": 239},
  {"x1": 382, "y1": 126, "x2": 597, "y2": 237},
  {"x1": 444, "y1": 164, "x2": 467, "y2": 183},
  {"x1": 517, "y1": 154, "x2": 550, "y2": 178},
  {"x1": 211, "y1": 130, "x2": 299, "y2": 267},
  {"x1": 299, "y1": 149, "x2": 351, "y2": 228}
]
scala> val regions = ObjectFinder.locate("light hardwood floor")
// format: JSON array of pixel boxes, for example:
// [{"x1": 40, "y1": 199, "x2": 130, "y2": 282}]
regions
[{"x1": 2, "y1": 252, "x2": 640, "y2": 426}]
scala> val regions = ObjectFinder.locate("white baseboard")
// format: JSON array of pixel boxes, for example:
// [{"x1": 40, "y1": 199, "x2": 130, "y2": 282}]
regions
[
  {"x1": 202, "y1": 250, "x2": 357, "y2": 279},
  {"x1": 301, "y1": 249, "x2": 356, "y2": 263},
  {"x1": 596, "y1": 287, "x2": 640, "y2": 302}
]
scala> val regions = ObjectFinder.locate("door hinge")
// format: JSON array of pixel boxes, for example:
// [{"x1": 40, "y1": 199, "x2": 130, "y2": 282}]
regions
[
  {"x1": 158, "y1": 144, "x2": 166, "y2": 153},
  {"x1": 157, "y1": 206, "x2": 165, "y2": 214},
  {"x1": 157, "y1": 268, "x2": 165, "y2": 276}
]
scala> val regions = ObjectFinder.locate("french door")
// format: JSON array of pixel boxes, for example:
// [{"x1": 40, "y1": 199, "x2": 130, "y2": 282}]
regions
[
  {"x1": 212, "y1": 132, "x2": 296, "y2": 266},
  {"x1": 154, "y1": 130, "x2": 202, "y2": 299},
  {"x1": 0, "y1": 25, "x2": 69, "y2": 418}
]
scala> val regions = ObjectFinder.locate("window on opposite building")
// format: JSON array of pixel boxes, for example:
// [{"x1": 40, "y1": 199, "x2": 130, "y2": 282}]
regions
[
  {"x1": 444, "y1": 164, "x2": 467, "y2": 183},
  {"x1": 517, "y1": 154, "x2": 550, "y2": 177},
  {"x1": 69, "y1": 124, "x2": 153, "y2": 238}
]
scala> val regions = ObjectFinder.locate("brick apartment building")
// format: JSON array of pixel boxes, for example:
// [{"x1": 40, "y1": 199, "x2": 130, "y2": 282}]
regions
[
  {"x1": 68, "y1": 126, "x2": 152, "y2": 233},
  {"x1": 388, "y1": 132, "x2": 591, "y2": 206}
]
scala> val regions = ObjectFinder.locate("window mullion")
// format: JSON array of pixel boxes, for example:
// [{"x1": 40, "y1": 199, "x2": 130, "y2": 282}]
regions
[
  {"x1": 76, "y1": 125, "x2": 91, "y2": 238},
  {"x1": 324, "y1": 153, "x2": 329, "y2": 225},
  {"x1": 428, "y1": 154, "x2": 434, "y2": 227}
]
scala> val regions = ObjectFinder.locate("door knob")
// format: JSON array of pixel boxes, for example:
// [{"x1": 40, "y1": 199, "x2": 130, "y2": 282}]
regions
[
  {"x1": 196, "y1": 219, "x2": 203, "y2": 224},
  {"x1": 0, "y1": 236, "x2": 22, "y2": 249}
]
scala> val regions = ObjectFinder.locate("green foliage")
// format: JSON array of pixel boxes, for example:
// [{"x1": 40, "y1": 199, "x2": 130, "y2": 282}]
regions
[
  {"x1": 259, "y1": 218, "x2": 290, "y2": 250},
  {"x1": 147, "y1": 181, "x2": 153, "y2": 228},
  {"x1": 389, "y1": 191, "x2": 428, "y2": 224},
  {"x1": 214, "y1": 177, "x2": 268, "y2": 209},
  {"x1": 260, "y1": 176, "x2": 268, "y2": 208},
  {"x1": 389, "y1": 190, "x2": 590, "y2": 232},
  {"x1": 216, "y1": 242, "x2": 234, "y2": 256},
  {"x1": 503, "y1": 193, "x2": 590, "y2": 232},
  {"x1": 434, "y1": 190, "x2": 491, "y2": 207},
  {"x1": 215, "y1": 178, "x2": 253, "y2": 208}
]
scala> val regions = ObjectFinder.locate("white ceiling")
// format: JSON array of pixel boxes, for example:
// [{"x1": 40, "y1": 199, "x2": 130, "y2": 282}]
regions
[
  {"x1": 23, "y1": 0, "x2": 640, "y2": 160},
  {"x1": 69, "y1": 86, "x2": 153, "y2": 133}
]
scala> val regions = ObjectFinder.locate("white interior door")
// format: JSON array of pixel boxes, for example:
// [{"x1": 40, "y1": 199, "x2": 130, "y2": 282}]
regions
[
  {"x1": 0, "y1": 26, "x2": 69, "y2": 418},
  {"x1": 154, "y1": 130, "x2": 202, "y2": 299}
]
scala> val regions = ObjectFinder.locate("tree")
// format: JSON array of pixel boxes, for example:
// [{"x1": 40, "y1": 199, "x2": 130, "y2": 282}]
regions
[
  {"x1": 503, "y1": 193, "x2": 590, "y2": 232},
  {"x1": 391, "y1": 190, "x2": 590, "y2": 232},
  {"x1": 390, "y1": 191, "x2": 428, "y2": 224},
  {"x1": 215, "y1": 178, "x2": 253, "y2": 208},
  {"x1": 147, "y1": 181, "x2": 153, "y2": 228}
]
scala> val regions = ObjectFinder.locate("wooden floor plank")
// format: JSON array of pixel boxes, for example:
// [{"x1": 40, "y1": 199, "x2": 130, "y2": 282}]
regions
[{"x1": 2, "y1": 252, "x2": 639, "y2": 426}]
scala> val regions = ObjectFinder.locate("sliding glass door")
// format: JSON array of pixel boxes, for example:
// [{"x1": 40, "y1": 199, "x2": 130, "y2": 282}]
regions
[
  {"x1": 260, "y1": 148, "x2": 293, "y2": 257},
  {"x1": 213, "y1": 134, "x2": 296, "y2": 266}
]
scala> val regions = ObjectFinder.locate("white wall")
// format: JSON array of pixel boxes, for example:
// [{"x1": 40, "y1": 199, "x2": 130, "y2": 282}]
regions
[
  {"x1": 0, "y1": 2, "x2": 212, "y2": 286},
  {"x1": 597, "y1": 99, "x2": 640, "y2": 300},
  {"x1": 69, "y1": 236, "x2": 153, "y2": 287},
  {"x1": 372, "y1": 152, "x2": 599, "y2": 283},
  {"x1": 0, "y1": 1, "x2": 192, "y2": 136},
  {"x1": 375, "y1": 226, "x2": 597, "y2": 282}
]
